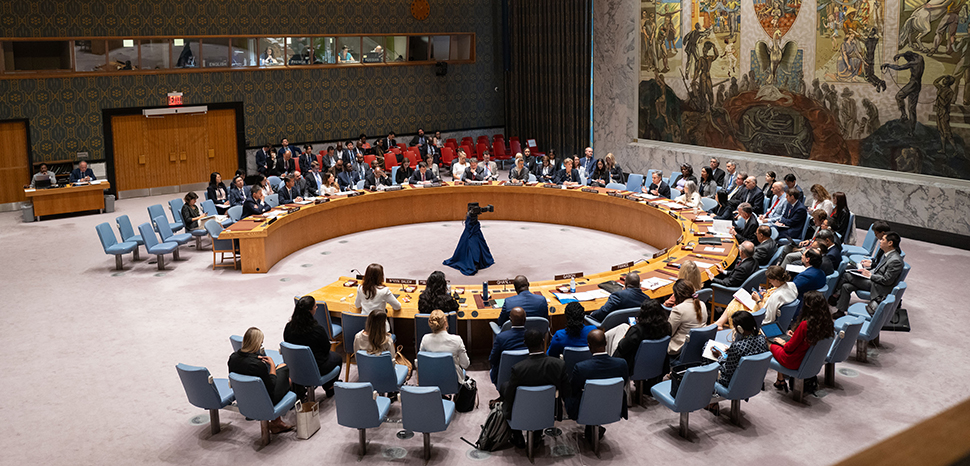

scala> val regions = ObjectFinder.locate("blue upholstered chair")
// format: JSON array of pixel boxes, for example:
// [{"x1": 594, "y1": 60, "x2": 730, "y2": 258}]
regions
[
  {"x1": 414, "y1": 312, "x2": 457, "y2": 355},
  {"x1": 148, "y1": 203, "x2": 182, "y2": 233},
  {"x1": 563, "y1": 346, "x2": 592, "y2": 377},
  {"x1": 153, "y1": 215, "x2": 191, "y2": 260},
  {"x1": 605, "y1": 182, "x2": 626, "y2": 191},
  {"x1": 751, "y1": 308, "x2": 767, "y2": 327},
  {"x1": 631, "y1": 336, "x2": 671, "y2": 405},
  {"x1": 95, "y1": 222, "x2": 138, "y2": 271},
  {"x1": 167, "y1": 198, "x2": 185, "y2": 232},
  {"x1": 356, "y1": 179, "x2": 366, "y2": 190},
  {"x1": 508, "y1": 385, "x2": 557, "y2": 462},
  {"x1": 356, "y1": 351, "x2": 408, "y2": 394},
  {"x1": 202, "y1": 199, "x2": 233, "y2": 227},
  {"x1": 853, "y1": 263, "x2": 910, "y2": 301},
  {"x1": 334, "y1": 382, "x2": 391, "y2": 457},
  {"x1": 265, "y1": 193, "x2": 280, "y2": 207},
  {"x1": 842, "y1": 224, "x2": 876, "y2": 257},
  {"x1": 229, "y1": 334, "x2": 283, "y2": 366},
  {"x1": 713, "y1": 352, "x2": 772, "y2": 425},
  {"x1": 175, "y1": 363, "x2": 235, "y2": 435},
  {"x1": 848, "y1": 282, "x2": 906, "y2": 321},
  {"x1": 267, "y1": 176, "x2": 282, "y2": 191},
  {"x1": 824, "y1": 315, "x2": 866, "y2": 386},
  {"x1": 391, "y1": 166, "x2": 400, "y2": 185},
  {"x1": 496, "y1": 349, "x2": 529, "y2": 391},
  {"x1": 417, "y1": 351, "x2": 461, "y2": 396},
  {"x1": 228, "y1": 372, "x2": 298, "y2": 446},
  {"x1": 341, "y1": 312, "x2": 368, "y2": 381},
  {"x1": 313, "y1": 301, "x2": 342, "y2": 342},
  {"x1": 775, "y1": 298, "x2": 801, "y2": 331},
  {"x1": 712, "y1": 269, "x2": 767, "y2": 313},
  {"x1": 700, "y1": 196, "x2": 718, "y2": 211},
  {"x1": 137, "y1": 222, "x2": 178, "y2": 270},
  {"x1": 585, "y1": 307, "x2": 639, "y2": 331},
  {"x1": 576, "y1": 377, "x2": 625, "y2": 456},
  {"x1": 625, "y1": 173, "x2": 645, "y2": 193},
  {"x1": 401, "y1": 386, "x2": 456, "y2": 460},
  {"x1": 280, "y1": 342, "x2": 341, "y2": 402},
  {"x1": 203, "y1": 219, "x2": 238, "y2": 269},
  {"x1": 762, "y1": 246, "x2": 784, "y2": 270},
  {"x1": 490, "y1": 316, "x2": 550, "y2": 337},
  {"x1": 650, "y1": 363, "x2": 720, "y2": 438},
  {"x1": 528, "y1": 174, "x2": 537, "y2": 183},
  {"x1": 769, "y1": 336, "x2": 834, "y2": 403},
  {"x1": 853, "y1": 292, "x2": 901, "y2": 363},
  {"x1": 670, "y1": 188, "x2": 681, "y2": 198},
  {"x1": 115, "y1": 215, "x2": 144, "y2": 260},
  {"x1": 674, "y1": 324, "x2": 717, "y2": 366},
  {"x1": 227, "y1": 205, "x2": 243, "y2": 222}
]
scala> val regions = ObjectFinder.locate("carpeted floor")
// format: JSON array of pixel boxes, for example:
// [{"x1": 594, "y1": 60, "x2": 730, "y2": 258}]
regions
[{"x1": 0, "y1": 190, "x2": 963, "y2": 466}]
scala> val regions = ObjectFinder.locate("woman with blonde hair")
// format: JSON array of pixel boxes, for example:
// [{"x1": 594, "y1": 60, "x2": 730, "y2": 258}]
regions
[
  {"x1": 808, "y1": 184, "x2": 834, "y2": 215},
  {"x1": 419, "y1": 309, "x2": 470, "y2": 381},
  {"x1": 674, "y1": 180, "x2": 702, "y2": 209},
  {"x1": 603, "y1": 152, "x2": 624, "y2": 184},
  {"x1": 714, "y1": 265, "x2": 797, "y2": 330},
  {"x1": 228, "y1": 327, "x2": 293, "y2": 433},
  {"x1": 667, "y1": 280, "x2": 708, "y2": 355},
  {"x1": 664, "y1": 260, "x2": 703, "y2": 307},
  {"x1": 451, "y1": 150, "x2": 469, "y2": 179}
]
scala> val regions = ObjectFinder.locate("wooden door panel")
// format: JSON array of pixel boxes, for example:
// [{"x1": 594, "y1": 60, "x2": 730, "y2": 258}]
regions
[
  {"x1": 145, "y1": 115, "x2": 181, "y2": 189},
  {"x1": 205, "y1": 109, "x2": 239, "y2": 180},
  {"x1": 111, "y1": 114, "x2": 149, "y2": 191},
  {"x1": 0, "y1": 121, "x2": 30, "y2": 204}
]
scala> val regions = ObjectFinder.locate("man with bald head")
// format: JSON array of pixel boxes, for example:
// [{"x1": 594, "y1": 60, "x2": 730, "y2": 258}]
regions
[
  {"x1": 566, "y1": 329, "x2": 629, "y2": 442},
  {"x1": 489, "y1": 307, "x2": 528, "y2": 385},
  {"x1": 589, "y1": 272, "x2": 649, "y2": 323},
  {"x1": 496, "y1": 275, "x2": 549, "y2": 326},
  {"x1": 760, "y1": 181, "x2": 789, "y2": 223}
]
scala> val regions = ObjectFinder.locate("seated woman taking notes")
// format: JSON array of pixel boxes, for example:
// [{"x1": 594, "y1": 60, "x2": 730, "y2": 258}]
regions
[
  {"x1": 180, "y1": 192, "x2": 207, "y2": 231},
  {"x1": 714, "y1": 265, "x2": 797, "y2": 329}
]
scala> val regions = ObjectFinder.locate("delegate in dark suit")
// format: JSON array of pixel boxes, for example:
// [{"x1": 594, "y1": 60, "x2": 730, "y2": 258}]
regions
[
  {"x1": 753, "y1": 237, "x2": 777, "y2": 266},
  {"x1": 836, "y1": 249, "x2": 902, "y2": 313},
  {"x1": 553, "y1": 168, "x2": 580, "y2": 184},
  {"x1": 488, "y1": 327, "x2": 526, "y2": 384},
  {"x1": 711, "y1": 167, "x2": 726, "y2": 186},
  {"x1": 589, "y1": 287, "x2": 650, "y2": 322},
  {"x1": 363, "y1": 171, "x2": 392, "y2": 190},
  {"x1": 510, "y1": 166, "x2": 530, "y2": 181},
  {"x1": 713, "y1": 257, "x2": 757, "y2": 287},
  {"x1": 496, "y1": 291, "x2": 549, "y2": 326},
  {"x1": 254, "y1": 148, "x2": 272, "y2": 174},
  {"x1": 276, "y1": 157, "x2": 296, "y2": 175},
  {"x1": 409, "y1": 168, "x2": 438, "y2": 183},
  {"x1": 228, "y1": 186, "x2": 247, "y2": 206},
  {"x1": 298, "y1": 153, "x2": 314, "y2": 174},
  {"x1": 793, "y1": 266, "x2": 826, "y2": 298},
  {"x1": 565, "y1": 354, "x2": 629, "y2": 420},
  {"x1": 778, "y1": 200, "x2": 807, "y2": 237},
  {"x1": 337, "y1": 170, "x2": 358, "y2": 191},
  {"x1": 69, "y1": 168, "x2": 96, "y2": 183},
  {"x1": 740, "y1": 188, "x2": 765, "y2": 215},
  {"x1": 502, "y1": 353, "x2": 570, "y2": 418},
  {"x1": 734, "y1": 218, "x2": 759, "y2": 244},
  {"x1": 242, "y1": 198, "x2": 270, "y2": 218},
  {"x1": 462, "y1": 165, "x2": 486, "y2": 182},
  {"x1": 648, "y1": 181, "x2": 672, "y2": 198},
  {"x1": 277, "y1": 184, "x2": 301, "y2": 203}
]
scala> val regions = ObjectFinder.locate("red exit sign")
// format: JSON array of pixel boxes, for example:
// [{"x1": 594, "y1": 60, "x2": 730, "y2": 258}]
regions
[{"x1": 168, "y1": 92, "x2": 183, "y2": 106}]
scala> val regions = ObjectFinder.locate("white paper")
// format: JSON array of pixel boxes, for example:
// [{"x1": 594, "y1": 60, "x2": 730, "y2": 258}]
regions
[
  {"x1": 690, "y1": 260, "x2": 718, "y2": 270},
  {"x1": 294, "y1": 200, "x2": 312, "y2": 205},
  {"x1": 733, "y1": 288, "x2": 758, "y2": 310},
  {"x1": 848, "y1": 269, "x2": 868, "y2": 278},
  {"x1": 696, "y1": 215, "x2": 714, "y2": 221},
  {"x1": 786, "y1": 264, "x2": 807, "y2": 274},
  {"x1": 24, "y1": 188, "x2": 35, "y2": 192},
  {"x1": 91, "y1": 180, "x2": 103, "y2": 185},
  {"x1": 703, "y1": 340, "x2": 729, "y2": 361},
  {"x1": 711, "y1": 220, "x2": 732, "y2": 235},
  {"x1": 641, "y1": 277, "x2": 674, "y2": 291},
  {"x1": 705, "y1": 247, "x2": 725, "y2": 253}
]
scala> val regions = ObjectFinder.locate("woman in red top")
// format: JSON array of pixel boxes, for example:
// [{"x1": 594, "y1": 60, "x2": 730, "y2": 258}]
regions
[{"x1": 770, "y1": 291, "x2": 834, "y2": 390}]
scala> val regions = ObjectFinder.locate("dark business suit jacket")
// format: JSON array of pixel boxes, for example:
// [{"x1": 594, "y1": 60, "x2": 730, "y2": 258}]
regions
[
  {"x1": 753, "y1": 237, "x2": 777, "y2": 266},
  {"x1": 510, "y1": 166, "x2": 530, "y2": 181},
  {"x1": 579, "y1": 157, "x2": 595, "y2": 176},
  {"x1": 869, "y1": 249, "x2": 903, "y2": 303},
  {"x1": 242, "y1": 198, "x2": 270, "y2": 218},
  {"x1": 553, "y1": 168, "x2": 580, "y2": 184},
  {"x1": 409, "y1": 169, "x2": 437, "y2": 183},
  {"x1": 734, "y1": 217, "x2": 759, "y2": 244},
  {"x1": 497, "y1": 290, "x2": 550, "y2": 326},
  {"x1": 409, "y1": 135, "x2": 429, "y2": 156},
  {"x1": 793, "y1": 266, "x2": 826, "y2": 298},
  {"x1": 589, "y1": 287, "x2": 650, "y2": 322},
  {"x1": 462, "y1": 165, "x2": 486, "y2": 182},
  {"x1": 255, "y1": 149, "x2": 271, "y2": 173},
  {"x1": 69, "y1": 168, "x2": 96, "y2": 183},
  {"x1": 277, "y1": 185, "x2": 300, "y2": 203},
  {"x1": 740, "y1": 188, "x2": 765, "y2": 215},
  {"x1": 566, "y1": 354, "x2": 629, "y2": 420},
  {"x1": 364, "y1": 171, "x2": 391, "y2": 190},
  {"x1": 502, "y1": 354, "x2": 570, "y2": 417},
  {"x1": 276, "y1": 157, "x2": 296, "y2": 175},
  {"x1": 277, "y1": 145, "x2": 295, "y2": 159},
  {"x1": 648, "y1": 181, "x2": 672, "y2": 198},
  {"x1": 229, "y1": 186, "x2": 246, "y2": 206},
  {"x1": 779, "y1": 200, "x2": 808, "y2": 237},
  {"x1": 489, "y1": 327, "x2": 527, "y2": 384},
  {"x1": 713, "y1": 257, "x2": 757, "y2": 287},
  {"x1": 711, "y1": 167, "x2": 726, "y2": 186},
  {"x1": 298, "y1": 153, "x2": 313, "y2": 174},
  {"x1": 337, "y1": 171, "x2": 357, "y2": 191}
]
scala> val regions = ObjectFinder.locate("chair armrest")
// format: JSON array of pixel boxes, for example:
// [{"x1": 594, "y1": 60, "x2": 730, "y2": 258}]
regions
[
  {"x1": 489, "y1": 322, "x2": 502, "y2": 335},
  {"x1": 584, "y1": 316, "x2": 603, "y2": 328}
]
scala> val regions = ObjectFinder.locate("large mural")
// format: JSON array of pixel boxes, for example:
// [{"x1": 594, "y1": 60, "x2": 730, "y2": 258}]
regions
[{"x1": 637, "y1": 0, "x2": 970, "y2": 180}]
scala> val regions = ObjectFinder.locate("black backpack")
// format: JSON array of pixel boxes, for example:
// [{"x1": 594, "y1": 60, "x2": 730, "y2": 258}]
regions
[{"x1": 471, "y1": 401, "x2": 512, "y2": 451}]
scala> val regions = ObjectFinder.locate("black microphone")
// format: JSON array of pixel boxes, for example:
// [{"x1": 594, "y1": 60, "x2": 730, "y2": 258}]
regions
[{"x1": 350, "y1": 268, "x2": 363, "y2": 280}]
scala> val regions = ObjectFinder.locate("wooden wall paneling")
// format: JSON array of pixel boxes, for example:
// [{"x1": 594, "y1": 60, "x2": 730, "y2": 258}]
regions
[
  {"x1": 177, "y1": 113, "x2": 207, "y2": 185},
  {"x1": 0, "y1": 121, "x2": 30, "y2": 204},
  {"x1": 205, "y1": 109, "x2": 239, "y2": 179},
  {"x1": 110, "y1": 114, "x2": 148, "y2": 191}
]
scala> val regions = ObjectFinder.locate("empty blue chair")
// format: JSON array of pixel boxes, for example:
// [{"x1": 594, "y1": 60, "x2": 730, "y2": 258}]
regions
[
  {"x1": 528, "y1": 173, "x2": 537, "y2": 183},
  {"x1": 775, "y1": 298, "x2": 801, "y2": 331},
  {"x1": 674, "y1": 324, "x2": 717, "y2": 366},
  {"x1": 842, "y1": 223, "x2": 876, "y2": 257},
  {"x1": 202, "y1": 199, "x2": 233, "y2": 227},
  {"x1": 168, "y1": 198, "x2": 187, "y2": 233},
  {"x1": 313, "y1": 301, "x2": 342, "y2": 342},
  {"x1": 650, "y1": 363, "x2": 720, "y2": 438},
  {"x1": 585, "y1": 307, "x2": 639, "y2": 330},
  {"x1": 713, "y1": 352, "x2": 772, "y2": 425},
  {"x1": 227, "y1": 205, "x2": 243, "y2": 222},
  {"x1": 417, "y1": 351, "x2": 461, "y2": 396},
  {"x1": 490, "y1": 316, "x2": 550, "y2": 336},
  {"x1": 625, "y1": 173, "x2": 645, "y2": 193},
  {"x1": 820, "y1": 269, "x2": 840, "y2": 300},
  {"x1": 356, "y1": 179, "x2": 366, "y2": 190},
  {"x1": 391, "y1": 166, "x2": 400, "y2": 185},
  {"x1": 153, "y1": 215, "x2": 191, "y2": 260},
  {"x1": 228, "y1": 372, "x2": 298, "y2": 446},
  {"x1": 137, "y1": 222, "x2": 178, "y2": 270},
  {"x1": 268, "y1": 176, "x2": 282, "y2": 191},
  {"x1": 631, "y1": 336, "x2": 671, "y2": 405},
  {"x1": 265, "y1": 193, "x2": 280, "y2": 208},
  {"x1": 751, "y1": 308, "x2": 767, "y2": 327},
  {"x1": 414, "y1": 312, "x2": 457, "y2": 355},
  {"x1": 563, "y1": 346, "x2": 592, "y2": 376},
  {"x1": 356, "y1": 351, "x2": 408, "y2": 394},
  {"x1": 849, "y1": 282, "x2": 906, "y2": 321},
  {"x1": 115, "y1": 214, "x2": 144, "y2": 260},
  {"x1": 508, "y1": 385, "x2": 557, "y2": 462},
  {"x1": 95, "y1": 222, "x2": 138, "y2": 271},
  {"x1": 335, "y1": 382, "x2": 391, "y2": 457},
  {"x1": 401, "y1": 385, "x2": 456, "y2": 460},
  {"x1": 576, "y1": 377, "x2": 625, "y2": 456},
  {"x1": 824, "y1": 315, "x2": 866, "y2": 386},
  {"x1": 175, "y1": 363, "x2": 235, "y2": 435},
  {"x1": 854, "y1": 293, "x2": 900, "y2": 363},
  {"x1": 280, "y1": 342, "x2": 341, "y2": 402},
  {"x1": 496, "y1": 349, "x2": 529, "y2": 390},
  {"x1": 700, "y1": 196, "x2": 718, "y2": 211},
  {"x1": 769, "y1": 336, "x2": 834, "y2": 403},
  {"x1": 204, "y1": 219, "x2": 238, "y2": 269},
  {"x1": 605, "y1": 182, "x2": 626, "y2": 191},
  {"x1": 670, "y1": 187, "x2": 681, "y2": 198},
  {"x1": 229, "y1": 334, "x2": 283, "y2": 366},
  {"x1": 148, "y1": 203, "x2": 182, "y2": 233}
]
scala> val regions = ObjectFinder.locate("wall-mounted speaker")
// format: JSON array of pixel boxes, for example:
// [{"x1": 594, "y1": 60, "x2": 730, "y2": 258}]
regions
[{"x1": 435, "y1": 61, "x2": 448, "y2": 76}]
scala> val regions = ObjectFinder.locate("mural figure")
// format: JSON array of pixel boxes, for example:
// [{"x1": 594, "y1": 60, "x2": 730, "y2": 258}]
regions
[
  {"x1": 882, "y1": 51, "x2": 925, "y2": 132},
  {"x1": 837, "y1": 31, "x2": 865, "y2": 80},
  {"x1": 755, "y1": 31, "x2": 798, "y2": 86},
  {"x1": 642, "y1": 12, "x2": 658, "y2": 71},
  {"x1": 684, "y1": 23, "x2": 711, "y2": 77},
  {"x1": 863, "y1": 27, "x2": 888, "y2": 91},
  {"x1": 862, "y1": 97, "x2": 880, "y2": 136},
  {"x1": 931, "y1": 4, "x2": 960, "y2": 54},
  {"x1": 953, "y1": 34, "x2": 970, "y2": 105},
  {"x1": 934, "y1": 74, "x2": 957, "y2": 151},
  {"x1": 641, "y1": 1, "x2": 681, "y2": 77},
  {"x1": 899, "y1": 0, "x2": 955, "y2": 53},
  {"x1": 840, "y1": 88, "x2": 859, "y2": 138},
  {"x1": 754, "y1": 0, "x2": 800, "y2": 37}
]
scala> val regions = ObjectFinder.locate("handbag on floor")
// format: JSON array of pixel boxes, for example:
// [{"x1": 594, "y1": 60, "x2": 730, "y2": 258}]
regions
[
  {"x1": 455, "y1": 375, "x2": 479, "y2": 412},
  {"x1": 294, "y1": 400, "x2": 320, "y2": 440},
  {"x1": 669, "y1": 361, "x2": 706, "y2": 396},
  {"x1": 394, "y1": 345, "x2": 413, "y2": 380}
]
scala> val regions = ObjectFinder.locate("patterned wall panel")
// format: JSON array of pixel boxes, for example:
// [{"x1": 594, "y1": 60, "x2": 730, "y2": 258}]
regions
[{"x1": 0, "y1": 0, "x2": 503, "y2": 163}]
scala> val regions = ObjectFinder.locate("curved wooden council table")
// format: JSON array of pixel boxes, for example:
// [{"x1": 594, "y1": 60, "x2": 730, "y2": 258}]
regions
[{"x1": 221, "y1": 182, "x2": 739, "y2": 354}]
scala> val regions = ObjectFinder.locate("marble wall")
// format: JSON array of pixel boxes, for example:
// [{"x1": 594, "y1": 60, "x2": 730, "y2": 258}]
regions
[{"x1": 593, "y1": 0, "x2": 970, "y2": 237}]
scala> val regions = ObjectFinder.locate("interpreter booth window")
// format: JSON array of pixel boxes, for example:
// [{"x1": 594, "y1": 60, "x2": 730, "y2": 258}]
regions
[
  {"x1": 2, "y1": 41, "x2": 72, "y2": 72},
  {"x1": 173, "y1": 39, "x2": 199, "y2": 68},
  {"x1": 202, "y1": 38, "x2": 231, "y2": 68},
  {"x1": 73, "y1": 40, "x2": 107, "y2": 72},
  {"x1": 286, "y1": 37, "x2": 313, "y2": 65},
  {"x1": 384, "y1": 36, "x2": 407, "y2": 62},
  {"x1": 408, "y1": 36, "x2": 430, "y2": 62},
  {"x1": 140, "y1": 39, "x2": 171, "y2": 70},
  {"x1": 257, "y1": 38, "x2": 284, "y2": 67},
  {"x1": 231, "y1": 39, "x2": 257, "y2": 67},
  {"x1": 314, "y1": 37, "x2": 336, "y2": 64},
  {"x1": 430, "y1": 36, "x2": 450, "y2": 61},
  {"x1": 107, "y1": 39, "x2": 138, "y2": 70},
  {"x1": 335, "y1": 37, "x2": 361, "y2": 64},
  {"x1": 450, "y1": 35, "x2": 472, "y2": 60},
  {"x1": 361, "y1": 37, "x2": 385, "y2": 63}
]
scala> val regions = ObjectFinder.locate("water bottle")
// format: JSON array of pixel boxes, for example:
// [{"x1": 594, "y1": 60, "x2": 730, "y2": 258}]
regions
[
  {"x1": 570, "y1": 277, "x2": 576, "y2": 293},
  {"x1": 482, "y1": 281, "x2": 489, "y2": 301}
]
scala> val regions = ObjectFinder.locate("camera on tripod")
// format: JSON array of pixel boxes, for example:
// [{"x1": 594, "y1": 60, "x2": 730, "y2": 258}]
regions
[{"x1": 467, "y1": 202, "x2": 494, "y2": 216}]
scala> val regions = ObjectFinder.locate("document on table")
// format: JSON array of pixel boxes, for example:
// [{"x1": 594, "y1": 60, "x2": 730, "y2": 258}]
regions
[
  {"x1": 91, "y1": 180, "x2": 103, "y2": 185},
  {"x1": 733, "y1": 288, "x2": 757, "y2": 310},
  {"x1": 703, "y1": 246, "x2": 726, "y2": 253},
  {"x1": 695, "y1": 215, "x2": 714, "y2": 221},
  {"x1": 552, "y1": 289, "x2": 610, "y2": 303},
  {"x1": 641, "y1": 277, "x2": 674, "y2": 291},
  {"x1": 786, "y1": 264, "x2": 807, "y2": 274}
]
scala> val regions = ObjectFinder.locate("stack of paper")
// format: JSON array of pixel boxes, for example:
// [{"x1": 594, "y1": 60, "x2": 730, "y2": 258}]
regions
[
  {"x1": 786, "y1": 264, "x2": 807, "y2": 274},
  {"x1": 733, "y1": 288, "x2": 758, "y2": 310},
  {"x1": 641, "y1": 277, "x2": 674, "y2": 291},
  {"x1": 703, "y1": 246, "x2": 726, "y2": 253},
  {"x1": 552, "y1": 289, "x2": 610, "y2": 303}
]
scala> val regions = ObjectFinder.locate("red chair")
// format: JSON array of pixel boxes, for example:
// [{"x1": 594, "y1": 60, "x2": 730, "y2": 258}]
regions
[
  {"x1": 364, "y1": 154, "x2": 377, "y2": 166},
  {"x1": 510, "y1": 140, "x2": 523, "y2": 157},
  {"x1": 477, "y1": 135, "x2": 489, "y2": 145},
  {"x1": 405, "y1": 151, "x2": 420, "y2": 168},
  {"x1": 461, "y1": 137, "x2": 473, "y2": 146},
  {"x1": 385, "y1": 153, "x2": 399, "y2": 171},
  {"x1": 441, "y1": 147, "x2": 455, "y2": 168},
  {"x1": 461, "y1": 144, "x2": 473, "y2": 158},
  {"x1": 492, "y1": 141, "x2": 507, "y2": 160},
  {"x1": 494, "y1": 134, "x2": 505, "y2": 141},
  {"x1": 445, "y1": 141, "x2": 458, "y2": 153},
  {"x1": 476, "y1": 143, "x2": 488, "y2": 158},
  {"x1": 509, "y1": 136, "x2": 519, "y2": 143},
  {"x1": 316, "y1": 154, "x2": 324, "y2": 169},
  {"x1": 397, "y1": 143, "x2": 407, "y2": 151}
]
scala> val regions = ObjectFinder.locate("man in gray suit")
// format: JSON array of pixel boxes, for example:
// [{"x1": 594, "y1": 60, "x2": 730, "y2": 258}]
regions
[
  {"x1": 461, "y1": 157, "x2": 487, "y2": 182},
  {"x1": 752, "y1": 225, "x2": 777, "y2": 266},
  {"x1": 835, "y1": 231, "x2": 903, "y2": 315}
]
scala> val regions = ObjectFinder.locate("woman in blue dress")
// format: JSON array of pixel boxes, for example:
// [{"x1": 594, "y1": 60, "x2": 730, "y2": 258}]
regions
[{"x1": 443, "y1": 203, "x2": 494, "y2": 276}]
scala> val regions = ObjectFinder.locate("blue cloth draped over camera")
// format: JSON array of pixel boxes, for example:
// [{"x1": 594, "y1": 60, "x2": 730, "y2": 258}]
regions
[{"x1": 443, "y1": 214, "x2": 494, "y2": 276}]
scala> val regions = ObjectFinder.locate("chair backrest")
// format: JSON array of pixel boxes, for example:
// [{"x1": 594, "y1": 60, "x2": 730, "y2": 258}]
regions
[
  {"x1": 268, "y1": 176, "x2": 282, "y2": 190},
  {"x1": 153, "y1": 215, "x2": 177, "y2": 241},
  {"x1": 391, "y1": 166, "x2": 400, "y2": 185},
  {"x1": 228, "y1": 372, "x2": 277, "y2": 420},
  {"x1": 695, "y1": 288, "x2": 712, "y2": 311},
  {"x1": 860, "y1": 224, "x2": 876, "y2": 253},
  {"x1": 678, "y1": 324, "x2": 717, "y2": 365},
  {"x1": 204, "y1": 218, "x2": 224, "y2": 238},
  {"x1": 562, "y1": 346, "x2": 592, "y2": 375},
  {"x1": 576, "y1": 377, "x2": 625, "y2": 426},
  {"x1": 632, "y1": 336, "x2": 671, "y2": 381},
  {"x1": 822, "y1": 269, "x2": 840, "y2": 299},
  {"x1": 828, "y1": 315, "x2": 866, "y2": 364},
  {"x1": 201, "y1": 199, "x2": 218, "y2": 216},
  {"x1": 229, "y1": 334, "x2": 243, "y2": 352},
  {"x1": 751, "y1": 308, "x2": 767, "y2": 327},
  {"x1": 605, "y1": 182, "x2": 626, "y2": 190},
  {"x1": 794, "y1": 337, "x2": 835, "y2": 379},
  {"x1": 508, "y1": 385, "x2": 557, "y2": 431},
  {"x1": 356, "y1": 351, "x2": 399, "y2": 393},
  {"x1": 342, "y1": 313, "x2": 368, "y2": 354},
  {"x1": 740, "y1": 268, "x2": 768, "y2": 293},
  {"x1": 776, "y1": 298, "x2": 800, "y2": 330},
  {"x1": 670, "y1": 188, "x2": 682, "y2": 198},
  {"x1": 599, "y1": 307, "x2": 640, "y2": 331},
  {"x1": 625, "y1": 173, "x2": 645, "y2": 193},
  {"x1": 899, "y1": 262, "x2": 911, "y2": 283},
  {"x1": 417, "y1": 351, "x2": 460, "y2": 395},
  {"x1": 116, "y1": 215, "x2": 139, "y2": 242},
  {"x1": 385, "y1": 154, "x2": 398, "y2": 171},
  {"x1": 401, "y1": 386, "x2": 448, "y2": 433},
  {"x1": 492, "y1": 141, "x2": 505, "y2": 156},
  {"x1": 364, "y1": 154, "x2": 376, "y2": 166},
  {"x1": 477, "y1": 142, "x2": 488, "y2": 156},
  {"x1": 700, "y1": 197, "x2": 718, "y2": 211},
  {"x1": 176, "y1": 363, "x2": 228, "y2": 410},
  {"x1": 280, "y1": 342, "x2": 323, "y2": 387},
  {"x1": 720, "y1": 352, "x2": 772, "y2": 399},
  {"x1": 524, "y1": 316, "x2": 549, "y2": 335},
  {"x1": 441, "y1": 147, "x2": 455, "y2": 165},
  {"x1": 672, "y1": 363, "x2": 720, "y2": 412},
  {"x1": 227, "y1": 205, "x2": 243, "y2": 221},
  {"x1": 528, "y1": 173, "x2": 537, "y2": 183},
  {"x1": 334, "y1": 382, "x2": 385, "y2": 429},
  {"x1": 510, "y1": 140, "x2": 522, "y2": 155},
  {"x1": 168, "y1": 198, "x2": 185, "y2": 224},
  {"x1": 355, "y1": 179, "x2": 365, "y2": 189},
  {"x1": 797, "y1": 215, "x2": 811, "y2": 241},
  {"x1": 861, "y1": 294, "x2": 898, "y2": 341},
  {"x1": 266, "y1": 193, "x2": 280, "y2": 207},
  {"x1": 147, "y1": 204, "x2": 169, "y2": 230},
  {"x1": 314, "y1": 301, "x2": 338, "y2": 340},
  {"x1": 497, "y1": 349, "x2": 529, "y2": 389},
  {"x1": 138, "y1": 222, "x2": 161, "y2": 250},
  {"x1": 95, "y1": 222, "x2": 120, "y2": 251}
]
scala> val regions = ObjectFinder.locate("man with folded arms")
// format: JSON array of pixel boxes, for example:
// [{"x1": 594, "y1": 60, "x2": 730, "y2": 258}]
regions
[{"x1": 462, "y1": 157, "x2": 487, "y2": 182}]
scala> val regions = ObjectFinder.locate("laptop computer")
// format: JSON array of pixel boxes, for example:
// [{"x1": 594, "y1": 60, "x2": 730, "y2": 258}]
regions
[
  {"x1": 33, "y1": 175, "x2": 52, "y2": 189},
  {"x1": 761, "y1": 322, "x2": 790, "y2": 342}
]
